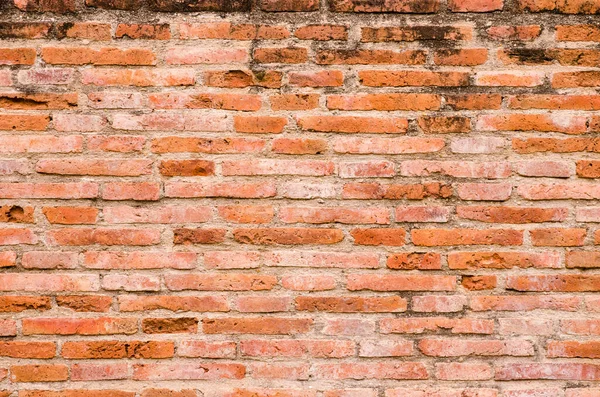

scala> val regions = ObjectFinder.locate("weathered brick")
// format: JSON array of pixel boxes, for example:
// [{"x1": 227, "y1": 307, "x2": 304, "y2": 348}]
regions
[{"x1": 0, "y1": 5, "x2": 596, "y2": 395}]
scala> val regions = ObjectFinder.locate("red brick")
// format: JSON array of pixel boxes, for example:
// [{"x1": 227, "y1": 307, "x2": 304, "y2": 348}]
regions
[
  {"x1": 142, "y1": 318, "x2": 198, "y2": 334},
  {"x1": 270, "y1": 94, "x2": 318, "y2": 110},
  {"x1": 150, "y1": 92, "x2": 260, "y2": 111},
  {"x1": 289, "y1": 70, "x2": 343, "y2": 87},
  {"x1": 360, "y1": 70, "x2": 469, "y2": 87},
  {"x1": 152, "y1": 137, "x2": 264, "y2": 153},
  {"x1": 347, "y1": 274, "x2": 456, "y2": 291},
  {"x1": 263, "y1": 251, "x2": 379, "y2": 268},
  {"x1": 282, "y1": 275, "x2": 336, "y2": 291},
  {"x1": 10, "y1": 364, "x2": 68, "y2": 382},
  {"x1": 419, "y1": 338, "x2": 534, "y2": 357},
  {"x1": 165, "y1": 181, "x2": 275, "y2": 198},
  {"x1": 328, "y1": 93, "x2": 440, "y2": 111},
  {"x1": 449, "y1": 0, "x2": 503, "y2": 11},
  {"x1": 272, "y1": 138, "x2": 328, "y2": 154},
  {"x1": 178, "y1": 341, "x2": 236, "y2": 358},
  {"x1": 314, "y1": 362, "x2": 428, "y2": 380},
  {"x1": 36, "y1": 158, "x2": 151, "y2": 176},
  {"x1": 234, "y1": 228, "x2": 343, "y2": 245},
  {"x1": 0, "y1": 273, "x2": 98, "y2": 292},
  {"x1": 203, "y1": 317, "x2": 313, "y2": 334},
  {"x1": 362, "y1": 26, "x2": 471, "y2": 41},
  {"x1": 159, "y1": 160, "x2": 214, "y2": 176},
  {"x1": 104, "y1": 206, "x2": 210, "y2": 224},
  {"x1": 254, "y1": 47, "x2": 307, "y2": 63},
  {"x1": 343, "y1": 182, "x2": 452, "y2": 200},
  {"x1": 20, "y1": 391, "x2": 133, "y2": 397},
  {"x1": 456, "y1": 206, "x2": 567, "y2": 223},
  {"x1": 165, "y1": 273, "x2": 277, "y2": 291},
  {"x1": 295, "y1": 25, "x2": 347, "y2": 40},
  {"x1": 557, "y1": 25, "x2": 600, "y2": 41},
  {"x1": 394, "y1": 206, "x2": 450, "y2": 223},
  {"x1": 475, "y1": 71, "x2": 544, "y2": 86},
  {"x1": 333, "y1": 137, "x2": 444, "y2": 154},
  {"x1": 433, "y1": 48, "x2": 488, "y2": 65},
  {"x1": 530, "y1": 228, "x2": 586, "y2": 246},
  {"x1": 55, "y1": 22, "x2": 111, "y2": 40},
  {"x1": 436, "y1": 363, "x2": 493, "y2": 380},
  {"x1": 488, "y1": 25, "x2": 541, "y2": 40},
  {"x1": 173, "y1": 228, "x2": 226, "y2": 244},
  {"x1": 451, "y1": 138, "x2": 506, "y2": 153},
  {"x1": 351, "y1": 228, "x2": 406, "y2": 246},
  {"x1": 412, "y1": 295, "x2": 466, "y2": 312},
  {"x1": 102, "y1": 182, "x2": 160, "y2": 201},
  {"x1": 0, "y1": 22, "x2": 51, "y2": 38},
  {"x1": 116, "y1": 24, "x2": 171, "y2": 40},
  {"x1": 204, "y1": 70, "x2": 282, "y2": 88},
  {"x1": 386, "y1": 252, "x2": 442, "y2": 270},
  {"x1": 118, "y1": 295, "x2": 228, "y2": 312},
  {"x1": 218, "y1": 205, "x2": 274, "y2": 223},
  {"x1": 0, "y1": 296, "x2": 51, "y2": 312},
  {"x1": 567, "y1": 251, "x2": 600, "y2": 268},
  {"x1": 87, "y1": 92, "x2": 144, "y2": 108},
  {"x1": 0, "y1": 48, "x2": 35, "y2": 65},
  {"x1": 339, "y1": 161, "x2": 395, "y2": 178},
  {"x1": 0, "y1": 341, "x2": 55, "y2": 358},
  {"x1": 296, "y1": 296, "x2": 406, "y2": 312},
  {"x1": 280, "y1": 207, "x2": 389, "y2": 224},
  {"x1": 298, "y1": 115, "x2": 408, "y2": 133},
  {"x1": 462, "y1": 275, "x2": 497, "y2": 290},
  {"x1": 203, "y1": 251, "x2": 261, "y2": 269},
  {"x1": 261, "y1": 0, "x2": 319, "y2": 11},
  {"x1": 179, "y1": 23, "x2": 289, "y2": 40},
  {"x1": 42, "y1": 47, "x2": 155, "y2": 65},
  {"x1": 445, "y1": 94, "x2": 503, "y2": 110},
  {"x1": 112, "y1": 113, "x2": 228, "y2": 131},
  {"x1": 471, "y1": 295, "x2": 580, "y2": 311},
  {"x1": 102, "y1": 274, "x2": 160, "y2": 291},
  {"x1": 240, "y1": 339, "x2": 354, "y2": 358},
  {"x1": 456, "y1": 183, "x2": 512, "y2": 201},
  {"x1": 133, "y1": 363, "x2": 245, "y2": 380},
  {"x1": 412, "y1": 228, "x2": 523, "y2": 246},
  {"x1": 23, "y1": 317, "x2": 137, "y2": 335},
  {"x1": 47, "y1": 228, "x2": 160, "y2": 246},
  {"x1": 166, "y1": 48, "x2": 247, "y2": 64},
  {"x1": 547, "y1": 341, "x2": 600, "y2": 358},
  {"x1": 498, "y1": 318, "x2": 554, "y2": 335},
  {"x1": 82, "y1": 69, "x2": 195, "y2": 86},
  {"x1": 234, "y1": 116, "x2": 287, "y2": 133},
  {"x1": 400, "y1": 160, "x2": 511, "y2": 178},
  {"x1": 22, "y1": 251, "x2": 78, "y2": 269},
  {"x1": 507, "y1": 275, "x2": 600, "y2": 291},
  {"x1": 496, "y1": 363, "x2": 600, "y2": 381},
  {"x1": 223, "y1": 160, "x2": 334, "y2": 176},
  {"x1": 56, "y1": 295, "x2": 112, "y2": 312},
  {"x1": 561, "y1": 319, "x2": 600, "y2": 335},
  {"x1": 0, "y1": 251, "x2": 16, "y2": 267},
  {"x1": 316, "y1": 49, "x2": 426, "y2": 65},
  {"x1": 237, "y1": 296, "x2": 290, "y2": 312},
  {"x1": 509, "y1": 94, "x2": 600, "y2": 110},
  {"x1": 477, "y1": 113, "x2": 587, "y2": 134},
  {"x1": 449, "y1": 251, "x2": 560, "y2": 269},
  {"x1": 70, "y1": 363, "x2": 128, "y2": 381}
]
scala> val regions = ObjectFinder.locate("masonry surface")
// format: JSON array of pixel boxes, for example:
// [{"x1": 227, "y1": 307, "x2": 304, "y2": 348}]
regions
[{"x1": 1, "y1": 0, "x2": 600, "y2": 395}]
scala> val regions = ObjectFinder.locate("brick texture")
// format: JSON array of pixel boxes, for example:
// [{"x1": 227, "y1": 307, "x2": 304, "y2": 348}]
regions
[{"x1": 0, "y1": 0, "x2": 599, "y2": 395}]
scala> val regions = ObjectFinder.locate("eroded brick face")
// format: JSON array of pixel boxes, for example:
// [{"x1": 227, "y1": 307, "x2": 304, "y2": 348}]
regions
[{"x1": 0, "y1": 0, "x2": 599, "y2": 396}]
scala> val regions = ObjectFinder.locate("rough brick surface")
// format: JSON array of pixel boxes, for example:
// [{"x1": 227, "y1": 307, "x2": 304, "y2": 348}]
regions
[{"x1": 0, "y1": 0, "x2": 599, "y2": 395}]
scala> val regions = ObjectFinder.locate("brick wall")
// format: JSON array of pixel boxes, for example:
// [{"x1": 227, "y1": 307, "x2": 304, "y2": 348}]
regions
[{"x1": 1, "y1": 0, "x2": 600, "y2": 395}]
